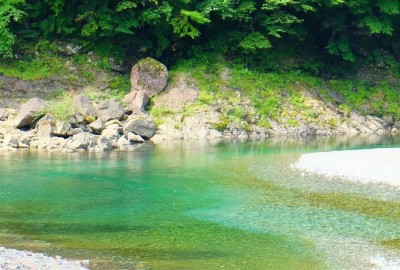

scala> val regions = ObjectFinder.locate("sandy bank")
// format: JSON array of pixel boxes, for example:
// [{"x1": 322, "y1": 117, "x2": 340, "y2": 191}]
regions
[
  {"x1": 0, "y1": 247, "x2": 89, "y2": 270},
  {"x1": 294, "y1": 148, "x2": 400, "y2": 187}
]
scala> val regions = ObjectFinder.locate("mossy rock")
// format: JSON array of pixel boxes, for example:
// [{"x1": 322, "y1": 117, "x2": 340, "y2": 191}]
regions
[{"x1": 130, "y1": 57, "x2": 168, "y2": 98}]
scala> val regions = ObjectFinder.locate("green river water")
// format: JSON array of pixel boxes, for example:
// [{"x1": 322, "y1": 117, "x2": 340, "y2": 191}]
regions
[{"x1": 0, "y1": 136, "x2": 399, "y2": 269}]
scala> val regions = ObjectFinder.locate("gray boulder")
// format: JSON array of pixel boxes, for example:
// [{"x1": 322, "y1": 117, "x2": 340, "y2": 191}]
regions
[
  {"x1": 36, "y1": 114, "x2": 72, "y2": 137},
  {"x1": 72, "y1": 95, "x2": 97, "y2": 123},
  {"x1": 127, "y1": 132, "x2": 145, "y2": 143},
  {"x1": 3, "y1": 135, "x2": 19, "y2": 148},
  {"x1": 124, "y1": 91, "x2": 149, "y2": 112},
  {"x1": 88, "y1": 117, "x2": 103, "y2": 133},
  {"x1": 30, "y1": 137, "x2": 66, "y2": 151},
  {"x1": 65, "y1": 132, "x2": 97, "y2": 151},
  {"x1": 66, "y1": 128, "x2": 84, "y2": 136},
  {"x1": 101, "y1": 128, "x2": 120, "y2": 140},
  {"x1": 130, "y1": 57, "x2": 168, "y2": 96},
  {"x1": 95, "y1": 136, "x2": 114, "y2": 151},
  {"x1": 53, "y1": 119, "x2": 72, "y2": 136},
  {"x1": 14, "y1": 98, "x2": 47, "y2": 128},
  {"x1": 124, "y1": 57, "x2": 168, "y2": 111},
  {"x1": 96, "y1": 99, "x2": 124, "y2": 122},
  {"x1": 0, "y1": 108, "x2": 16, "y2": 121},
  {"x1": 69, "y1": 114, "x2": 85, "y2": 126},
  {"x1": 117, "y1": 136, "x2": 130, "y2": 147},
  {"x1": 19, "y1": 132, "x2": 35, "y2": 147},
  {"x1": 123, "y1": 115, "x2": 156, "y2": 139},
  {"x1": 36, "y1": 115, "x2": 54, "y2": 137}
]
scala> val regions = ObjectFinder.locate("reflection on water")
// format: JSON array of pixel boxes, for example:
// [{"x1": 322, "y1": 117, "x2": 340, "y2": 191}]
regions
[{"x1": 0, "y1": 135, "x2": 399, "y2": 269}]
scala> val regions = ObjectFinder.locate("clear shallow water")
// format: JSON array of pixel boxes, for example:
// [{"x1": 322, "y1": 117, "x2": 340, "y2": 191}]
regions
[{"x1": 0, "y1": 136, "x2": 399, "y2": 269}]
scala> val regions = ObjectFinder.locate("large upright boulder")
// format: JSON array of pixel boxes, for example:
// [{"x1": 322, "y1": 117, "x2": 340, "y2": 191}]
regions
[
  {"x1": 14, "y1": 98, "x2": 47, "y2": 128},
  {"x1": 124, "y1": 57, "x2": 168, "y2": 112},
  {"x1": 96, "y1": 99, "x2": 124, "y2": 122}
]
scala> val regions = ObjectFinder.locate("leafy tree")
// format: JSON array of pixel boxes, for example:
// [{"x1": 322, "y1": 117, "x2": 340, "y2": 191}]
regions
[
  {"x1": 1, "y1": 0, "x2": 399, "y2": 64},
  {"x1": 0, "y1": 0, "x2": 25, "y2": 58}
]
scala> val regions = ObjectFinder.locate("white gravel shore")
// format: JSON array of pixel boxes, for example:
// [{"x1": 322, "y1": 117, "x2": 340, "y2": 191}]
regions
[
  {"x1": 294, "y1": 148, "x2": 400, "y2": 187},
  {"x1": 0, "y1": 246, "x2": 89, "y2": 270}
]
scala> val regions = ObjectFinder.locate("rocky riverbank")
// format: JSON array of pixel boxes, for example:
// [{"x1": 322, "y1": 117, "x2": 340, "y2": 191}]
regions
[
  {"x1": 0, "y1": 56, "x2": 399, "y2": 152},
  {"x1": 0, "y1": 247, "x2": 89, "y2": 270},
  {"x1": 0, "y1": 57, "x2": 166, "y2": 152}
]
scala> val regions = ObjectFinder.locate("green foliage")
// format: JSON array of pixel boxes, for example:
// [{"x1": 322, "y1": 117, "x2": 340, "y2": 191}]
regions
[
  {"x1": 239, "y1": 32, "x2": 271, "y2": 54},
  {"x1": 171, "y1": 10, "x2": 210, "y2": 39},
  {"x1": 108, "y1": 75, "x2": 130, "y2": 101},
  {"x1": 0, "y1": 0, "x2": 25, "y2": 58},
  {"x1": 1, "y1": 0, "x2": 400, "y2": 66},
  {"x1": 40, "y1": 92, "x2": 75, "y2": 121},
  {"x1": 326, "y1": 36, "x2": 355, "y2": 62},
  {"x1": 0, "y1": 53, "x2": 63, "y2": 80},
  {"x1": 214, "y1": 115, "x2": 230, "y2": 131}
]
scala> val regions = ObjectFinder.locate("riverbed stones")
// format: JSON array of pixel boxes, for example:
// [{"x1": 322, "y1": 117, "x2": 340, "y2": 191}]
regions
[
  {"x1": 96, "y1": 99, "x2": 124, "y2": 122},
  {"x1": 123, "y1": 115, "x2": 156, "y2": 139},
  {"x1": 124, "y1": 57, "x2": 168, "y2": 112},
  {"x1": 0, "y1": 247, "x2": 90, "y2": 270},
  {"x1": 14, "y1": 98, "x2": 47, "y2": 128}
]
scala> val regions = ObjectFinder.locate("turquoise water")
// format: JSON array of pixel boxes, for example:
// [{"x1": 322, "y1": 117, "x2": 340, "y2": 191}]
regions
[{"x1": 0, "y1": 136, "x2": 399, "y2": 269}]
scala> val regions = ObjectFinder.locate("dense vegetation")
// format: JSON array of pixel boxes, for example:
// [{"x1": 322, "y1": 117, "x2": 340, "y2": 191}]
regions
[
  {"x1": 1, "y1": 0, "x2": 399, "y2": 69},
  {"x1": 1, "y1": 0, "x2": 399, "y2": 127}
]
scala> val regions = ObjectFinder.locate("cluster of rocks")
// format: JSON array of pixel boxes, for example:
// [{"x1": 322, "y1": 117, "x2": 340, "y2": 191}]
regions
[
  {"x1": 0, "y1": 246, "x2": 89, "y2": 270},
  {"x1": 0, "y1": 57, "x2": 169, "y2": 152},
  {"x1": 0, "y1": 96, "x2": 155, "y2": 152}
]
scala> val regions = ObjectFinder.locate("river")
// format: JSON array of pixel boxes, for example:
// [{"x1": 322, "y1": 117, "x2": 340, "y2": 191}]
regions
[{"x1": 0, "y1": 135, "x2": 399, "y2": 269}]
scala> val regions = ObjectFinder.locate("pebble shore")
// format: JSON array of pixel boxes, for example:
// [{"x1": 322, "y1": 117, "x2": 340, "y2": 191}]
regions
[
  {"x1": 294, "y1": 148, "x2": 400, "y2": 187},
  {"x1": 0, "y1": 247, "x2": 89, "y2": 270}
]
